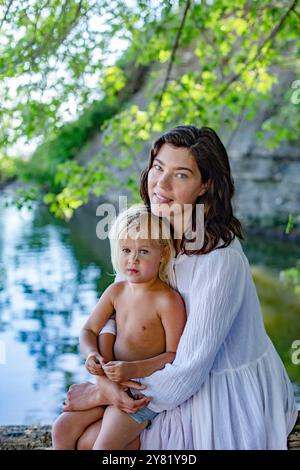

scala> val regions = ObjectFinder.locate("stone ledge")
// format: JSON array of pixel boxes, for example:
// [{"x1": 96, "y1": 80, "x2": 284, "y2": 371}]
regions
[
  {"x1": 0, "y1": 425, "x2": 52, "y2": 450},
  {"x1": 0, "y1": 412, "x2": 299, "y2": 450}
]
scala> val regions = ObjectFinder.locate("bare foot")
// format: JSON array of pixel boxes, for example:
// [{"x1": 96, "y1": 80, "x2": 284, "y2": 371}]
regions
[{"x1": 63, "y1": 382, "x2": 103, "y2": 411}]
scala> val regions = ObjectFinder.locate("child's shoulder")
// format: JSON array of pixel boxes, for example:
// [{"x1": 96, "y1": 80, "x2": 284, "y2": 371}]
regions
[
  {"x1": 154, "y1": 282, "x2": 184, "y2": 307},
  {"x1": 105, "y1": 280, "x2": 127, "y2": 297}
]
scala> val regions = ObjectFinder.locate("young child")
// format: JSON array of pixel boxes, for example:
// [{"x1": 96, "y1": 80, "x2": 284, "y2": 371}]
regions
[{"x1": 52, "y1": 205, "x2": 186, "y2": 450}]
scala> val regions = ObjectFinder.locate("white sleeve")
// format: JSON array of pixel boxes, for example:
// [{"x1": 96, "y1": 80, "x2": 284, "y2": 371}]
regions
[
  {"x1": 99, "y1": 272, "x2": 125, "y2": 336},
  {"x1": 99, "y1": 318, "x2": 116, "y2": 335},
  {"x1": 141, "y1": 248, "x2": 247, "y2": 412}
]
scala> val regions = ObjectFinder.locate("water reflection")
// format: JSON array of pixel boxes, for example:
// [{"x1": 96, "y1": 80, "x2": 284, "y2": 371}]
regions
[
  {"x1": 0, "y1": 194, "x2": 105, "y2": 424},
  {"x1": 0, "y1": 191, "x2": 299, "y2": 425}
]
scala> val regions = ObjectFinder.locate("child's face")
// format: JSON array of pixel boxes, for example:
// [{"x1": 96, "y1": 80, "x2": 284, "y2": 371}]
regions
[{"x1": 119, "y1": 235, "x2": 166, "y2": 283}]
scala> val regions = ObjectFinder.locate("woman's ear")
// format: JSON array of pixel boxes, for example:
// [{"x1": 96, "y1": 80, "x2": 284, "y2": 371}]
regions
[{"x1": 198, "y1": 180, "x2": 210, "y2": 197}]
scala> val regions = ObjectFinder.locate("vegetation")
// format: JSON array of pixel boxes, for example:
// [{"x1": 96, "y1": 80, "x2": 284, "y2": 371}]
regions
[
  {"x1": 0, "y1": 0, "x2": 299, "y2": 218},
  {"x1": 1, "y1": 1, "x2": 299, "y2": 410},
  {"x1": 17, "y1": 98, "x2": 120, "y2": 192},
  {"x1": 253, "y1": 265, "x2": 300, "y2": 383},
  {"x1": 280, "y1": 214, "x2": 300, "y2": 296},
  {"x1": 0, "y1": 155, "x2": 17, "y2": 184}
]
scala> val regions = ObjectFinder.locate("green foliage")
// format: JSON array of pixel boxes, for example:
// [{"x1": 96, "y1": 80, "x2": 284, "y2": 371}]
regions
[
  {"x1": 42, "y1": 157, "x2": 120, "y2": 219},
  {"x1": 286, "y1": 213, "x2": 295, "y2": 235},
  {"x1": 4, "y1": 186, "x2": 40, "y2": 211},
  {"x1": 0, "y1": 155, "x2": 17, "y2": 183},
  {"x1": 17, "y1": 98, "x2": 120, "y2": 191},
  {"x1": 280, "y1": 264, "x2": 300, "y2": 296},
  {"x1": 252, "y1": 265, "x2": 300, "y2": 383},
  {"x1": 280, "y1": 214, "x2": 300, "y2": 296},
  {"x1": 0, "y1": 0, "x2": 299, "y2": 219},
  {"x1": 0, "y1": 0, "x2": 168, "y2": 147}
]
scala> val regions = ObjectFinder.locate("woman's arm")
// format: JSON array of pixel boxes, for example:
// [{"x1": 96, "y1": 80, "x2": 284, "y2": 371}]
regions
[{"x1": 139, "y1": 248, "x2": 247, "y2": 412}]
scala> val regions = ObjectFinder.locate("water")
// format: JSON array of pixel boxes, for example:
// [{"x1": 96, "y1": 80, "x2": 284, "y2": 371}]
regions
[
  {"x1": 0, "y1": 195, "x2": 112, "y2": 425},
  {"x1": 0, "y1": 193, "x2": 299, "y2": 425}
]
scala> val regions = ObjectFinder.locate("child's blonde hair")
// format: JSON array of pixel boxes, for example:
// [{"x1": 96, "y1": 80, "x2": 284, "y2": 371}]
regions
[{"x1": 109, "y1": 205, "x2": 175, "y2": 287}]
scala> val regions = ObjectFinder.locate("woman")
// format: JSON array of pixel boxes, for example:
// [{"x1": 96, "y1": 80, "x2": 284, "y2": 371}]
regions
[{"x1": 61, "y1": 125, "x2": 297, "y2": 450}]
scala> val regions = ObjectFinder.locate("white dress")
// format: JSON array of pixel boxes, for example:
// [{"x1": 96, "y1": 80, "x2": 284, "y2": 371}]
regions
[{"x1": 114, "y1": 238, "x2": 297, "y2": 449}]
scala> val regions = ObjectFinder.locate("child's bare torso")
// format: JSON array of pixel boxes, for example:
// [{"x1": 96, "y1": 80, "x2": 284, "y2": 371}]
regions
[{"x1": 112, "y1": 281, "x2": 172, "y2": 361}]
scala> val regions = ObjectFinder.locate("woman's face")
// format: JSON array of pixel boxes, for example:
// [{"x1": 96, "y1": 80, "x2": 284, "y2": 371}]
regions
[{"x1": 148, "y1": 143, "x2": 207, "y2": 217}]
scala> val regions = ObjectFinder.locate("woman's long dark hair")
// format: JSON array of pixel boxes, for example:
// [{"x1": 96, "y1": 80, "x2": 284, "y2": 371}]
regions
[{"x1": 140, "y1": 125, "x2": 244, "y2": 255}]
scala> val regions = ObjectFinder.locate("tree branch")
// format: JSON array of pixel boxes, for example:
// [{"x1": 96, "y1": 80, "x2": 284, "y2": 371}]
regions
[
  {"x1": 29, "y1": 0, "x2": 84, "y2": 68},
  {"x1": 151, "y1": 0, "x2": 191, "y2": 122},
  {"x1": 226, "y1": 70, "x2": 259, "y2": 151},
  {"x1": 213, "y1": 0, "x2": 298, "y2": 101},
  {"x1": 291, "y1": 6, "x2": 300, "y2": 19},
  {"x1": 0, "y1": 0, "x2": 14, "y2": 29}
]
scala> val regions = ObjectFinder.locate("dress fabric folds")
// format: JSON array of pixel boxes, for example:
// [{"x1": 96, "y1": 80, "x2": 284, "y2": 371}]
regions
[{"x1": 136, "y1": 238, "x2": 298, "y2": 450}]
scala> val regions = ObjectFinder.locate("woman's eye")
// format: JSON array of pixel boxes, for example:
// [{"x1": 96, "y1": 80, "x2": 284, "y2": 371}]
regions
[
  {"x1": 176, "y1": 173, "x2": 188, "y2": 179},
  {"x1": 122, "y1": 248, "x2": 130, "y2": 253},
  {"x1": 153, "y1": 164, "x2": 162, "y2": 171}
]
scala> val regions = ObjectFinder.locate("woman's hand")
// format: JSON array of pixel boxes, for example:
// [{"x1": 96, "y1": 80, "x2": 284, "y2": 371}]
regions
[
  {"x1": 108, "y1": 379, "x2": 152, "y2": 413},
  {"x1": 62, "y1": 376, "x2": 150, "y2": 412},
  {"x1": 102, "y1": 360, "x2": 135, "y2": 382},
  {"x1": 85, "y1": 351, "x2": 105, "y2": 376}
]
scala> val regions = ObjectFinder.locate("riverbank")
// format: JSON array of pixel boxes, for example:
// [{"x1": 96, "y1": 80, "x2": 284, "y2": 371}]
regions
[
  {"x1": 0, "y1": 412, "x2": 299, "y2": 450},
  {"x1": 1, "y1": 179, "x2": 299, "y2": 243}
]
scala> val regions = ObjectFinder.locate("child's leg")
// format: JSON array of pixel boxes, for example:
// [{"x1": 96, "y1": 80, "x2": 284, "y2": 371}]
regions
[
  {"x1": 52, "y1": 406, "x2": 104, "y2": 449},
  {"x1": 76, "y1": 419, "x2": 140, "y2": 450},
  {"x1": 93, "y1": 405, "x2": 148, "y2": 450},
  {"x1": 98, "y1": 332, "x2": 115, "y2": 362}
]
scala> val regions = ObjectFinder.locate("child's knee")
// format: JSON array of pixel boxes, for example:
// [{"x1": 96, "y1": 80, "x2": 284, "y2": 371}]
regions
[
  {"x1": 51, "y1": 413, "x2": 74, "y2": 447},
  {"x1": 52, "y1": 414, "x2": 66, "y2": 446}
]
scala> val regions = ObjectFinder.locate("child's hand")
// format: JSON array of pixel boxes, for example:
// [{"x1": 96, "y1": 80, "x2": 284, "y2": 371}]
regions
[
  {"x1": 85, "y1": 352, "x2": 106, "y2": 376},
  {"x1": 102, "y1": 361, "x2": 132, "y2": 383}
]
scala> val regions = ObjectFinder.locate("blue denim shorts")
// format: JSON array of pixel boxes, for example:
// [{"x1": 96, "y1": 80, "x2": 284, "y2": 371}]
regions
[{"x1": 129, "y1": 406, "x2": 158, "y2": 427}]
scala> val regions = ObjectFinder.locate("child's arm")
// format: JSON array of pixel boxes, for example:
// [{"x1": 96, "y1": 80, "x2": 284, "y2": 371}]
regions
[
  {"x1": 80, "y1": 283, "x2": 120, "y2": 375},
  {"x1": 103, "y1": 291, "x2": 186, "y2": 382}
]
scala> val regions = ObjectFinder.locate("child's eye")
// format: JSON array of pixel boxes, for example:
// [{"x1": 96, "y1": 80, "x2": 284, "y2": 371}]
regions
[{"x1": 139, "y1": 249, "x2": 149, "y2": 255}]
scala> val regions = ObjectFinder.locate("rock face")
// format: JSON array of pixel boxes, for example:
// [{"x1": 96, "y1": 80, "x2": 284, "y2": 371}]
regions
[
  {"x1": 0, "y1": 412, "x2": 299, "y2": 450},
  {"x1": 77, "y1": 50, "x2": 299, "y2": 225}
]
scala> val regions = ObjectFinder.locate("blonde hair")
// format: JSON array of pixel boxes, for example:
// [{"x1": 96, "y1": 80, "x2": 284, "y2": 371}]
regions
[{"x1": 109, "y1": 205, "x2": 175, "y2": 287}]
